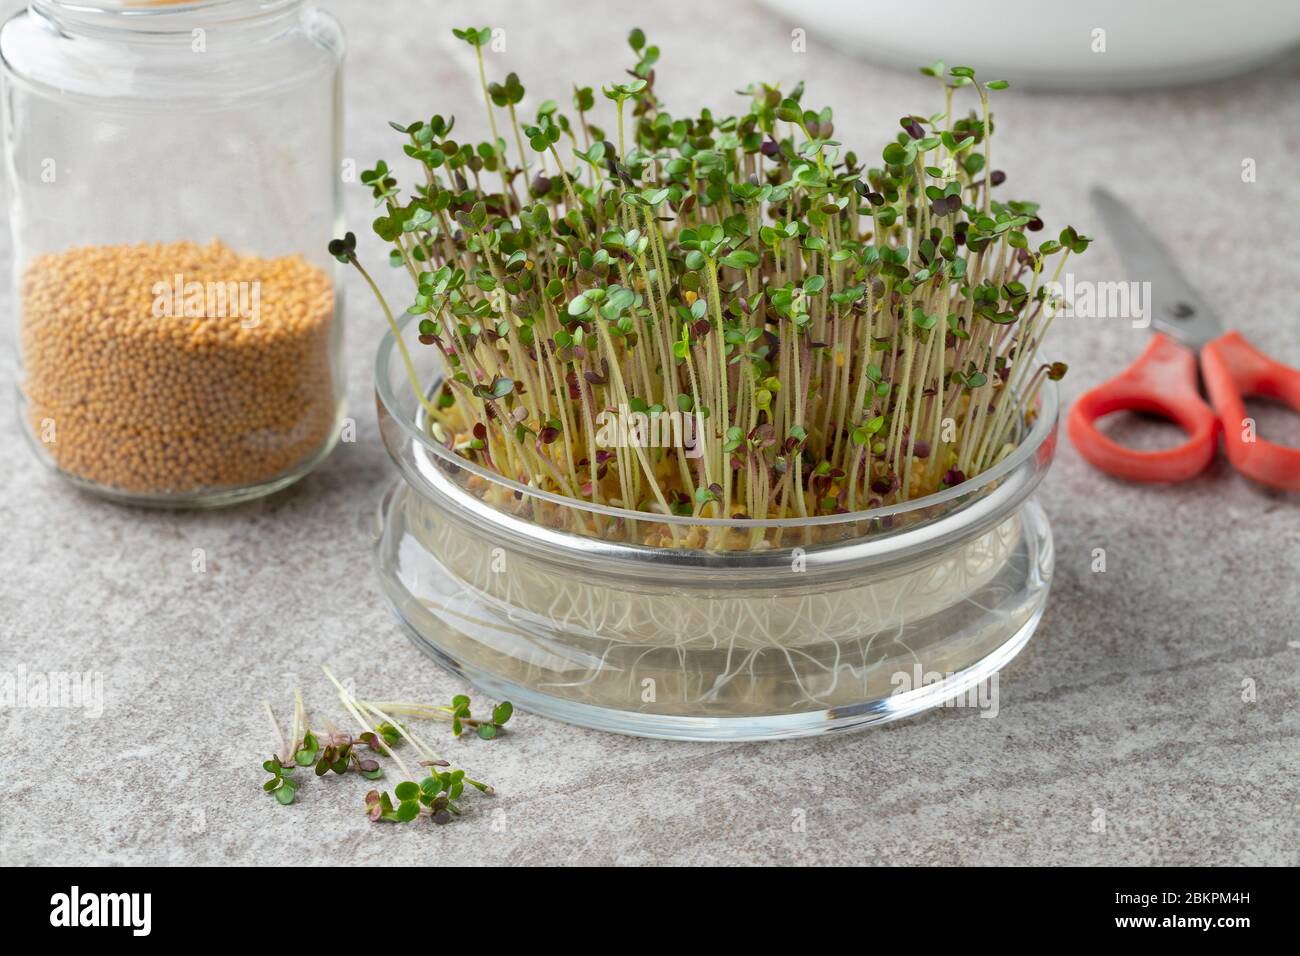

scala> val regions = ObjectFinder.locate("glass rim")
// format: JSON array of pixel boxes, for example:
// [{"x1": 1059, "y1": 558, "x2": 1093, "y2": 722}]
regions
[
  {"x1": 375, "y1": 312, "x2": 1060, "y2": 531},
  {"x1": 31, "y1": 0, "x2": 301, "y2": 23}
]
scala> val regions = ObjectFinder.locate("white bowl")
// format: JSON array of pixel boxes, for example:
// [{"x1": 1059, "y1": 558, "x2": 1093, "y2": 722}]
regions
[{"x1": 758, "y1": 0, "x2": 1300, "y2": 89}]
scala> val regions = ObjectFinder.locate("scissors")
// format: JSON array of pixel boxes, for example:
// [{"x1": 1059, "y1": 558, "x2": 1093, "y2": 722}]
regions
[{"x1": 1066, "y1": 188, "x2": 1300, "y2": 491}]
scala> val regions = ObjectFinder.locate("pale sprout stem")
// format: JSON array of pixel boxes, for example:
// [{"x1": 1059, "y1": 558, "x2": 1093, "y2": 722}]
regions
[
  {"x1": 263, "y1": 700, "x2": 289, "y2": 765},
  {"x1": 359, "y1": 701, "x2": 446, "y2": 769},
  {"x1": 321, "y1": 665, "x2": 416, "y2": 781}
]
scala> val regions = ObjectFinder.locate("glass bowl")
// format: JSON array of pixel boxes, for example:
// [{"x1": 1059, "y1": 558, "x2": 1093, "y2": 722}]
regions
[{"x1": 373, "y1": 315, "x2": 1058, "y2": 740}]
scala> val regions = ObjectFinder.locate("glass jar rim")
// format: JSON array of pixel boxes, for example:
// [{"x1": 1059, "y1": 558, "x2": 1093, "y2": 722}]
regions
[
  {"x1": 35, "y1": 0, "x2": 297, "y2": 10},
  {"x1": 32, "y1": 0, "x2": 302, "y2": 26},
  {"x1": 376, "y1": 313, "x2": 1060, "y2": 533}
]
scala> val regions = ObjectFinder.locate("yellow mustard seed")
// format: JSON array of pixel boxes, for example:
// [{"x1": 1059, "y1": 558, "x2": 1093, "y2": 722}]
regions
[{"x1": 20, "y1": 240, "x2": 337, "y2": 495}]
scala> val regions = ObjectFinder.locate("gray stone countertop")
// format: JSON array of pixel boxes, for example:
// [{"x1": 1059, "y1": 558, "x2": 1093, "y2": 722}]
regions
[{"x1": 0, "y1": 0, "x2": 1296, "y2": 865}]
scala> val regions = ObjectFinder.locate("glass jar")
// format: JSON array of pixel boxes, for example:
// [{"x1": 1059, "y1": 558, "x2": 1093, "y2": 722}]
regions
[{"x1": 2, "y1": 0, "x2": 345, "y2": 506}]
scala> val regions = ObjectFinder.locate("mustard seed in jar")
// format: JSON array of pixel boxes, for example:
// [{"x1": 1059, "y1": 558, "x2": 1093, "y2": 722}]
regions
[
  {"x1": 19, "y1": 240, "x2": 340, "y2": 499},
  {"x1": 2, "y1": 0, "x2": 345, "y2": 506}
]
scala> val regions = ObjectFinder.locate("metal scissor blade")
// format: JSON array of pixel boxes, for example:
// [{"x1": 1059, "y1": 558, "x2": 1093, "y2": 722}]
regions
[{"x1": 1089, "y1": 187, "x2": 1224, "y2": 351}]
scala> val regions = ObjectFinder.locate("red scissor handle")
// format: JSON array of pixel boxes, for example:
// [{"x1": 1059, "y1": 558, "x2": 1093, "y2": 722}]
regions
[
  {"x1": 1067, "y1": 333, "x2": 1219, "y2": 483},
  {"x1": 1201, "y1": 330, "x2": 1300, "y2": 492}
]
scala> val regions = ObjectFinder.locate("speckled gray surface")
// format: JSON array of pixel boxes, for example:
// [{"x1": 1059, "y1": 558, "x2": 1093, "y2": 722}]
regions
[{"x1": 1, "y1": 0, "x2": 1297, "y2": 866}]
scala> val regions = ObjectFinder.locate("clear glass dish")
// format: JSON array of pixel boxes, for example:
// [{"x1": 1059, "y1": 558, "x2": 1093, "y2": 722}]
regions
[{"x1": 374, "y1": 315, "x2": 1058, "y2": 740}]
